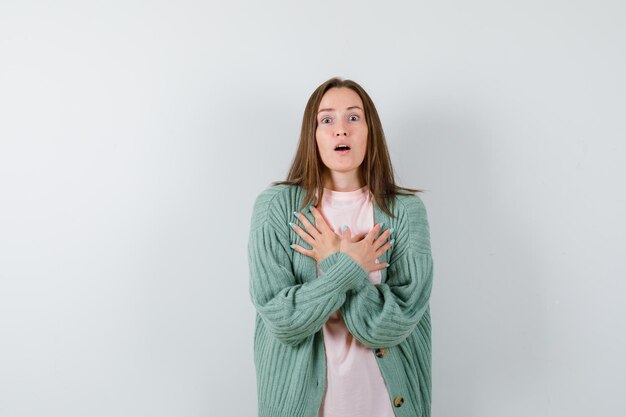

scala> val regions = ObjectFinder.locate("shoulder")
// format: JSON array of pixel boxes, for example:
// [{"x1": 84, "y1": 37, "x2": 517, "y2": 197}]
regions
[
  {"x1": 250, "y1": 184, "x2": 298, "y2": 230},
  {"x1": 394, "y1": 193, "x2": 431, "y2": 254},
  {"x1": 253, "y1": 184, "x2": 292, "y2": 210},
  {"x1": 396, "y1": 193, "x2": 428, "y2": 219}
]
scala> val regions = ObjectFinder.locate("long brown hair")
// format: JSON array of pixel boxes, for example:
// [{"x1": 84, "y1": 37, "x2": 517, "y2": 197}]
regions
[{"x1": 271, "y1": 76, "x2": 424, "y2": 218}]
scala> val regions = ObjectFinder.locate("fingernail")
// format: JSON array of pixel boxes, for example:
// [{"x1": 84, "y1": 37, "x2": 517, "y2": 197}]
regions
[
  {"x1": 290, "y1": 244, "x2": 295, "y2": 249},
  {"x1": 289, "y1": 222, "x2": 296, "y2": 229},
  {"x1": 293, "y1": 211, "x2": 300, "y2": 217},
  {"x1": 380, "y1": 222, "x2": 385, "y2": 228},
  {"x1": 385, "y1": 263, "x2": 390, "y2": 268},
  {"x1": 389, "y1": 227, "x2": 395, "y2": 234},
  {"x1": 390, "y1": 238, "x2": 395, "y2": 246},
  {"x1": 341, "y1": 225, "x2": 348, "y2": 231}
]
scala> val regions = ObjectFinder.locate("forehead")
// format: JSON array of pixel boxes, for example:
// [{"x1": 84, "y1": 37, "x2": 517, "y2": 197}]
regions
[{"x1": 318, "y1": 87, "x2": 364, "y2": 110}]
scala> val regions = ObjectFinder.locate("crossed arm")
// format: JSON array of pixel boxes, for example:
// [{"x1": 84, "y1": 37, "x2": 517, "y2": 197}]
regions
[
  {"x1": 339, "y1": 196, "x2": 434, "y2": 348},
  {"x1": 339, "y1": 248, "x2": 433, "y2": 348},
  {"x1": 248, "y1": 219, "x2": 370, "y2": 347},
  {"x1": 248, "y1": 195, "x2": 433, "y2": 348}
]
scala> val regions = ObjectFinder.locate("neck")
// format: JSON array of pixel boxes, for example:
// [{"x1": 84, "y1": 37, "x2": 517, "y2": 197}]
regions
[{"x1": 322, "y1": 171, "x2": 365, "y2": 192}]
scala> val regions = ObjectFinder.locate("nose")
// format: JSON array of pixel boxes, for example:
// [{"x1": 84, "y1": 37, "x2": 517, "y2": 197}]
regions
[{"x1": 335, "y1": 120, "x2": 348, "y2": 136}]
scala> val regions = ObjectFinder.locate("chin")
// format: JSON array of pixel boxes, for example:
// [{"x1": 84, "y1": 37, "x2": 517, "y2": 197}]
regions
[{"x1": 328, "y1": 165, "x2": 361, "y2": 173}]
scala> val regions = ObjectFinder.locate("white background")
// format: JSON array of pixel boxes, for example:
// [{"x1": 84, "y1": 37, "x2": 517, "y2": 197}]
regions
[{"x1": 1, "y1": 1, "x2": 625, "y2": 416}]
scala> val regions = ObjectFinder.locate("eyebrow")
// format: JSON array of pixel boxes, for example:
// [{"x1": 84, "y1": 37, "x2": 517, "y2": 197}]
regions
[{"x1": 317, "y1": 106, "x2": 363, "y2": 114}]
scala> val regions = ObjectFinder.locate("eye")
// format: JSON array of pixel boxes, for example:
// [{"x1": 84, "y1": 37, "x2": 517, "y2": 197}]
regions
[
  {"x1": 349, "y1": 115, "x2": 360, "y2": 121},
  {"x1": 320, "y1": 117, "x2": 332, "y2": 124}
]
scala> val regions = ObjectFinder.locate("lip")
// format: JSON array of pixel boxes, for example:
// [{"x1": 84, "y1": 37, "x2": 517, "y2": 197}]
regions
[
  {"x1": 334, "y1": 143, "x2": 351, "y2": 149},
  {"x1": 334, "y1": 143, "x2": 351, "y2": 154}
]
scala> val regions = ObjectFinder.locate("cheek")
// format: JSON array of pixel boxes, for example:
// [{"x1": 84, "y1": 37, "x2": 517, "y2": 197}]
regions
[
  {"x1": 315, "y1": 133, "x2": 327, "y2": 156},
  {"x1": 315, "y1": 128, "x2": 330, "y2": 146},
  {"x1": 315, "y1": 126, "x2": 323, "y2": 139},
  {"x1": 354, "y1": 123, "x2": 367, "y2": 137},
  {"x1": 357, "y1": 128, "x2": 368, "y2": 146}
]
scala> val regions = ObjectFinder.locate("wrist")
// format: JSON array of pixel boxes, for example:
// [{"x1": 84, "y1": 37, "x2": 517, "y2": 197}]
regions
[
  {"x1": 318, "y1": 251, "x2": 343, "y2": 272},
  {"x1": 339, "y1": 250, "x2": 363, "y2": 270}
]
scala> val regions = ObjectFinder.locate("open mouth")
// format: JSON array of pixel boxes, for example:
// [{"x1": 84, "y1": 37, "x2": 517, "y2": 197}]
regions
[{"x1": 334, "y1": 145, "x2": 351, "y2": 154}]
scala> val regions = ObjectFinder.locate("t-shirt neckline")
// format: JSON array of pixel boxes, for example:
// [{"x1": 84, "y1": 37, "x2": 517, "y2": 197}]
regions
[
  {"x1": 322, "y1": 185, "x2": 368, "y2": 199},
  {"x1": 319, "y1": 185, "x2": 370, "y2": 209}
]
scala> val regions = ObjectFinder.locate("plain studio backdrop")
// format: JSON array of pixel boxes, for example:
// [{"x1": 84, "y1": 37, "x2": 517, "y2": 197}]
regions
[{"x1": 1, "y1": 1, "x2": 625, "y2": 416}]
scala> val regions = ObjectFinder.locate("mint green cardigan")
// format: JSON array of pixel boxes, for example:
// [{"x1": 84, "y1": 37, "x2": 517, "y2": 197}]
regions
[{"x1": 248, "y1": 184, "x2": 434, "y2": 417}]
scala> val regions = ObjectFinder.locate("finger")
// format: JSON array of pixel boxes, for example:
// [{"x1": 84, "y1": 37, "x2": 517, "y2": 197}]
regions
[
  {"x1": 290, "y1": 222, "x2": 316, "y2": 247},
  {"x1": 290, "y1": 243, "x2": 315, "y2": 259},
  {"x1": 375, "y1": 240, "x2": 393, "y2": 258},
  {"x1": 351, "y1": 232, "x2": 367, "y2": 243},
  {"x1": 371, "y1": 261, "x2": 390, "y2": 271},
  {"x1": 373, "y1": 228, "x2": 392, "y2": 249},
  {"x1": 309, "y1": 206, "x2": 332, "y2": 234},
  {"x1": 294, "y1": 210, "x2": 321, "y2": 239},
  {"x1": 364, "y1": 223, "x2": 383, "y2": 243},
  {"x1": 341, "y1": 225, "x2": 352, "y2": 239}
]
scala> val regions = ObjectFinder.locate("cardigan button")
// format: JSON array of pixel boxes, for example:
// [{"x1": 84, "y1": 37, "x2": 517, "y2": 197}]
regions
[
  {"x1": 393, "y1": 396, "x2": 405, "y2": 407},
  {"x1": 375, "y1": 347, "x2": 388, "y2": 358}
]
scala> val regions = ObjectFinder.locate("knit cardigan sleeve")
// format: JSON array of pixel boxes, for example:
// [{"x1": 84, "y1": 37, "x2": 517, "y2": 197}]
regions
[
  {"x1": 340, "y1": 194, "x2": 434, "y2": 349},
  {"x1": 248, "y1": 187, "x2": 370, "y2": 347}
]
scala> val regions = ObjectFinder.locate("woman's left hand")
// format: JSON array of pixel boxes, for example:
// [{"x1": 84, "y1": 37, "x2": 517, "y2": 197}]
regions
[{"x1": 290, "y1": 206, "x2": 352, "y2": 263}]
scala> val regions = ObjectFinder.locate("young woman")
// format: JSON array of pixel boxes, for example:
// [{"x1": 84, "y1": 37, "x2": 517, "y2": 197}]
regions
[{"x1": 248, "y1": 77, "x2": 434, "y2": 417}]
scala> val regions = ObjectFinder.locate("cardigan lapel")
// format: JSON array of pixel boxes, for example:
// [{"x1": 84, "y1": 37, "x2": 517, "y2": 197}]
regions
[
  {"x1": 373, "y1": 198, "x2": 390, "y2": 284},
  {"x1": 294, "y1": 187, "x2": 318, "y2": 284}
]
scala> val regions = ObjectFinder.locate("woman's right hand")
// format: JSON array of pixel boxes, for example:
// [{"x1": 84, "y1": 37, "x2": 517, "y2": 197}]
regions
[{"x1": 340, "y1": 223, "x2": 393, "y2": 273}]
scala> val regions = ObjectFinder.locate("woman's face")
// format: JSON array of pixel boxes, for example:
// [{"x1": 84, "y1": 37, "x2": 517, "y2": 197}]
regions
[{"x1": 315, "y1": 87, "x2": 368, "y2": 180}]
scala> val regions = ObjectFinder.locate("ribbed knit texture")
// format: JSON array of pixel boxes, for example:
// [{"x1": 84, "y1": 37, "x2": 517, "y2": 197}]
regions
[{"x1": 248, "y1": 184, "x2": 434, "y2": 417}]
